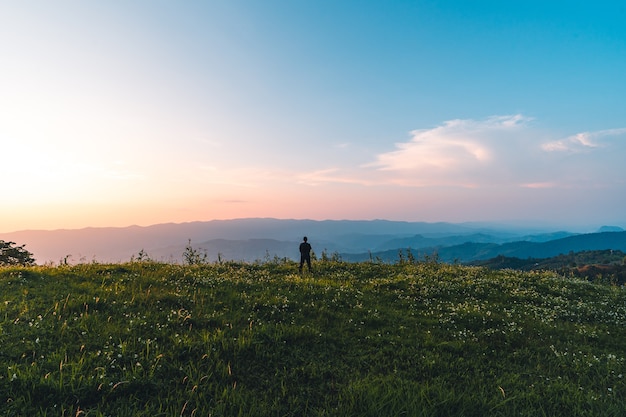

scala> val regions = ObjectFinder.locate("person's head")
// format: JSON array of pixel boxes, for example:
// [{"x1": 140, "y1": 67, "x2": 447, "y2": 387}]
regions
[{"x1": 303, "y1": 236, "x2": 308, "y2": 242}]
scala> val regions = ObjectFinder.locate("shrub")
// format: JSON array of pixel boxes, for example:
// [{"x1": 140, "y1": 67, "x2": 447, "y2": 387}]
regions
[{"x1": 0, "y1": 240, "x2": 35, "y2": 265}]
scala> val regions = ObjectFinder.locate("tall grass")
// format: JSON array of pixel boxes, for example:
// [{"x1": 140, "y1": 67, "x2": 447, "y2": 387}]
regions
[{"x1": 1, "y1": 260, "x2": 625, "y2": 416}]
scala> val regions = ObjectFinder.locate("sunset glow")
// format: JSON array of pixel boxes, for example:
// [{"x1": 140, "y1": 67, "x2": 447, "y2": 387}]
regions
[{"x1": 1, "y1": 1, "x2": 625, "y2": 232}]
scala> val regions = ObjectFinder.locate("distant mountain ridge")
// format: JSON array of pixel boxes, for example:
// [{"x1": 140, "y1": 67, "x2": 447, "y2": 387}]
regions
[
  {"x1": 1, "y1": 218, "x2": 624, "y2": 264},
  {"x1": 0, "y1": 218, "x2": 502, "y2": 263},
  {"x1": 342, "y1": 231, "x2": 626, "y2": 263},
  {"x1": 597, "y1": 225, "x2": 625, "y2": 233}
]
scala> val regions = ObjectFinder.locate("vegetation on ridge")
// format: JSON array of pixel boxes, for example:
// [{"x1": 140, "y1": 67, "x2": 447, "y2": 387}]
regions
[
  {"x1": 470, "y1": 250, "x2": 626, "y2": 285},
  {"x1": 1, "y1": 259, "x2": 626, "y2": 416},
  {"x1": 0, "y1": 240, "x2": 35, "y2": 266}
]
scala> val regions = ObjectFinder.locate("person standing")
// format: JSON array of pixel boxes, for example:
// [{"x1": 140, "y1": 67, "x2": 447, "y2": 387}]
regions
[{"x1": 299, "y1": 236, "x2": 312, "y2": 272}]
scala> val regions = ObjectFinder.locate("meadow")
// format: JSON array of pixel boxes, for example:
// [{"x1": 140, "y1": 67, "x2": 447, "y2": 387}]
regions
[{"x1": 1, "y1": 258, "x2": 626, "y2": 416}]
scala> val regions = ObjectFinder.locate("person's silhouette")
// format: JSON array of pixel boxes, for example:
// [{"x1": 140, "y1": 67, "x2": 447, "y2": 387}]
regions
[{"x1": 299, "y1": 236, "x2": 312, "y2": 272}]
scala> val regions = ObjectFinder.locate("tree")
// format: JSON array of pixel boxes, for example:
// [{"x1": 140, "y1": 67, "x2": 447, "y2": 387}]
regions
[{"x1": 0, "y1": 240, "x2": 36, "y2": 266}]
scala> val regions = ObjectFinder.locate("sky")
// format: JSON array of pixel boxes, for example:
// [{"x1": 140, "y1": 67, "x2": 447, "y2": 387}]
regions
[{"x1": 1, "y1": 0, "x2": 625, "y2": 233}]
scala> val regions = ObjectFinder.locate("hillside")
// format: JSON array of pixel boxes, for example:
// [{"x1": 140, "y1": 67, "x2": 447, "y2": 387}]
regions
[
  {"x1": 470, "y1": 250, "x2": 626, "y2": 285},
  {"x1": 470, "y1": 249, "x2": 626, "y2": 271},
  {"x1": 2, "y1": 260, "x2": 626, "y2": 416},
  {"x1": 342, "y1": 231, "x2": 626, "y2": 263}
]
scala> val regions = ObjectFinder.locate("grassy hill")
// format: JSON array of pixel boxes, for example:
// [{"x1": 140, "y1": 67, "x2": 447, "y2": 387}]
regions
[{"x1": 2, "y1": 260, "x2": 626, "y2": 416}]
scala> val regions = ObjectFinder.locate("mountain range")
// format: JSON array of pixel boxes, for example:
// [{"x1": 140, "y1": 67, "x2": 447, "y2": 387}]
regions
[{"x1": 1, "y1": 218, "x2": 624, "y2": 265}]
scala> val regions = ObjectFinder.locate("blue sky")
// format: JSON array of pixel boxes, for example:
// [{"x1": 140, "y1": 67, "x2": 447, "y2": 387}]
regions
[{"x1": 1, "y1": 1, "x2": 625, "y2": 232}]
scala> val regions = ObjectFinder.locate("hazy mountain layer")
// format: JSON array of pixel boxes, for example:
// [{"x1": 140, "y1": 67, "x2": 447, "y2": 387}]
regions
[{"x1": 1, "y1": 218, "x2": 622, "y2": 264}]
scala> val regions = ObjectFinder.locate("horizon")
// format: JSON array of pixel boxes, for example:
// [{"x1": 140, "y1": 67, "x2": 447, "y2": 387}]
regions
[
  {"x1": 3, "y1": 217, "x2": 626, "y2": 266},
  {"x1": 2, "y1": 1, "x2": 625, "y2": 232},
  {"x1": 2, "y1": 216, "x2": 624, "y2": 236}
]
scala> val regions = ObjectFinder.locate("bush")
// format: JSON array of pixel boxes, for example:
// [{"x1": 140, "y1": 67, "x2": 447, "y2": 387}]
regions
[{"x1": 0, "y1": 240, "x2": 35, "y2": 265}]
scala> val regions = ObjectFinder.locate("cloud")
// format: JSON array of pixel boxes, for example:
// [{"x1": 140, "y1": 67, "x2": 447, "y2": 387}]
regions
[
  {"x1": 382, "y1": 115, "x2": 529, "y2": 169},
  {"x1": 520, "y1": 182, "x2": 559, "y2": 189},
  {"x1": 296, "y1": 168, "x2": 377, "y2": 187},
  {"x1": 542, "y1": 128, "x2": 626, "y2": 152},
  {"x1": 364, "y1": 114, "x2": 533, "y2": 187},
  {"x1": 300, "y1": 115, "x2": 626, "y2": 190},
  {"x1": 333, "y1": 143, "x2": 350, "y2": 149}
]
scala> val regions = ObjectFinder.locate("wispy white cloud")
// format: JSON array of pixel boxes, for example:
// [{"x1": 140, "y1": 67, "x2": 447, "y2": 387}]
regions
[
  {"x1": 296, "y1": 168, "x2": 378, "y2": 187},
  {"x1": 520, "y1": 182, "x2": 559, "y2": 189},
  {"x1": 333, "y1": 142, "x2": 350, "y2": 149},
  {"x1": 363, "y1": 114, "x2": 533, "y2": 187},
  {"x1": 298, "y1": 115, "x2": 626, "y2": 190},
  {"x1": 542, "y1": 128, "x2": 626, "y2": 152}
]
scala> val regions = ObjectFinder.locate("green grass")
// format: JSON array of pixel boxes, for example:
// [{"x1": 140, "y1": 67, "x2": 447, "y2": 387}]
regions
[{"x1": 1, "y1": 260, "x2": 626, "y2": 416}]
